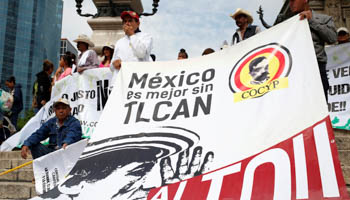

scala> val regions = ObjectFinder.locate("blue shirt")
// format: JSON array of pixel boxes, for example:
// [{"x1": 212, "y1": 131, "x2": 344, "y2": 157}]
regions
[{"x1": 23, "y1": 115, "x2": 82, "y2": 149}]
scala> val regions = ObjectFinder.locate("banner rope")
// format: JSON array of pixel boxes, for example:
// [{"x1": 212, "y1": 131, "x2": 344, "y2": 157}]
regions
[{"x1": 0, "y1": 160, "x2": 33, "y2": 176}]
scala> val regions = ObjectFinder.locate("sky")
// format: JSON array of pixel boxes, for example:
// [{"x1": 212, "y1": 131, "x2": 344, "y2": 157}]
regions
[{"x1": 61, "y1": 0, "x2": 285, "y2": 61}]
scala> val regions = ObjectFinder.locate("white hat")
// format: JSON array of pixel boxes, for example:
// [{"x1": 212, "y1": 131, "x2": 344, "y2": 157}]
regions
[
  {"x1": 230, "y1": 8, "x2": 253, "y2": 24},
  {"x1": 337, "y1": 27, "x2": 349, "y2": 34},
  {"x1": 102, "y1": 43, "x2": 115, "y2": 50},
  {"x1": 73, "y1": 34, "x2": 95, "y2": 47},
  {"x1": 53, "y1": 98, "x2": 70, "y2": 108}
]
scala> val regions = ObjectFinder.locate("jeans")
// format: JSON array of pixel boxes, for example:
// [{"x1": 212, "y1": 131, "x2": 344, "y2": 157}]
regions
[{"x1": 29, "y1": 143, "x2": 56, "y2": 159}]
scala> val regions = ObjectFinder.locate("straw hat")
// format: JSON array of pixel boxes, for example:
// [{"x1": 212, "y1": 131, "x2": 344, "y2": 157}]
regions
[
  {"x1": 73, "y1": 34, "x2": 95, "y2": 48},
  {"x1": 102, "y1": 43, "x2": 115, "y2": 51},
  {"x1": 53, "y1": 98, "x2": 70, "y2": 108},
  {"x1": 230, "y1": 8, "x2": 253, "y2": 24}
]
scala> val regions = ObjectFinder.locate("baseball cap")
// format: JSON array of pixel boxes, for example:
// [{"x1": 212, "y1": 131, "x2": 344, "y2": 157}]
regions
[
  {"x1": 53, "y1": 98, "x2": 70, "y2": 108},
  {"x1": 337, "y1": 27, "x2": 349, "y2": 34},
  {"x1": 121, "y1": 11, "x2": 139, "y2": 21}
]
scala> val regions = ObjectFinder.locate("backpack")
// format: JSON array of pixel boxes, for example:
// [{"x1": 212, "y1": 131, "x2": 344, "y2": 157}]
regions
[
  {"x1": 3, "y1": 116, "x2": 16, "y2": 134},
  {"x1": 0, "y1": 89, "x2": 13, "y2": 112}
]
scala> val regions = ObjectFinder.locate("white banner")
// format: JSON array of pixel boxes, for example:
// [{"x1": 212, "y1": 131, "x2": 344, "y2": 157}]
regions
[
  {"x1": 326, "y1": 43, "x2": 350, "y2": 130},
  {"x1": 33, "y1": 17, "x2": 348, "y2": 199},
  {"x1": 0, "y1": 68, "x2": 115, "y2": 151},
  {"x1": 33, "y1": 139, "x2": 88, "y2": 194}
]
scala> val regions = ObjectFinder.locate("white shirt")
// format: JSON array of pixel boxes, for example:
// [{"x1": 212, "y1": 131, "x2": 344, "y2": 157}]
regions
[
  {"x1": 77, "y1": 49, "x2": 99, "y2": 70},
  {"x1": 110, "y1": 32, "x2": 153, "y2": 71}
]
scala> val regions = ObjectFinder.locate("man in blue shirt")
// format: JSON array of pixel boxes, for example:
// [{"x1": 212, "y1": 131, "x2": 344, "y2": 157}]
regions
[{"x1": 21, "y1": 98, "x2": 82, "y2": 159}]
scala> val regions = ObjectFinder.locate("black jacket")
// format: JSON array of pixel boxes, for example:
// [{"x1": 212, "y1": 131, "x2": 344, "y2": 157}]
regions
[
  {"x1": 232, "y1": 25, "x2": 258, "y2": 45},
  {"x1": 11, "y1": 84, "x2": 23, "y2": 114},
  {"x1": 35, "y1": 71, "x2": 52, "y2": 106}
]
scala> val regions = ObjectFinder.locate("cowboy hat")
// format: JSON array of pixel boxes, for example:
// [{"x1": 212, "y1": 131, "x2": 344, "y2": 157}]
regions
[
  {"x1": 73, "y1": 34, "x2": 95, "y2": 48},
  {"x1": 230, "y1": 8, "x2": 253, "y2": 24}
]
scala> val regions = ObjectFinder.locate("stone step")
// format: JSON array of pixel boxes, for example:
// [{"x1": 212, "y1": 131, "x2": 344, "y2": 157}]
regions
[
  {"x1": 0, "y1": 159, "x2": 33, "y2": 170},
  {"x1": 338, "y1": 150, "x2": 350, "y2": 166},
  {"x1": 0, "y1": 151, "x2": 32, "y2": 160},
  {"x1": 342, "y1": 166, "x2": 350, "y2": 185},
  {"x1": 335, "y1": 135, "x2": 350, "y2": 150},
  {"x1": 0, "y1": 169, "x2": 34, "y2": 182},
  {"x1": 0, "y1": 181, "x2": 36, "y2": 199}
]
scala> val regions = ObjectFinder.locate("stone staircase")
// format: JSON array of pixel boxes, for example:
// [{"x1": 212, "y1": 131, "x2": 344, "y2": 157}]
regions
[
  {"x1": 0, "y1": 151, "x2": 36, "y2": 199},
  {"x1": 0, "y1": 130, "x2": 348, "y2": 199}
]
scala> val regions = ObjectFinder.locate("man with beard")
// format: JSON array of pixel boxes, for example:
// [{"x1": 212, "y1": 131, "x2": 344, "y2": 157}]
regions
[{"x1": 231, "y1": 8, "x2": 261, "y2": 45}]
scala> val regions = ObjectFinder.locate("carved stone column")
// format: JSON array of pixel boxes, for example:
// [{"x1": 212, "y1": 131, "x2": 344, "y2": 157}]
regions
[
  {"x1": 87, "y1": 0, "x2": 143, "y2": 54},
  {"x1": 278, "y1": 0, "x2": 350, "y2": 30},
  {"x1": 309, "y1": 0, "x2": 325, "y2": 11},
  {"x1": 324, "y1": 0, "x2": 343, "y2": 28},
  {"x1": 341, "y1": 0, "x2": 350, "y2": 29}
]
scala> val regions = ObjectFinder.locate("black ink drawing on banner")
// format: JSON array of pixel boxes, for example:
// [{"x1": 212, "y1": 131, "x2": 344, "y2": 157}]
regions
[
  {"x1": 37, "y1": 127, "x2": 214, "y2": 200},
  {"x1": 248, "y1": 56, "x2": 270, "y2": 85},
  {"x1": 160, "y1": 146, "x2": 214, "y2": 185}
]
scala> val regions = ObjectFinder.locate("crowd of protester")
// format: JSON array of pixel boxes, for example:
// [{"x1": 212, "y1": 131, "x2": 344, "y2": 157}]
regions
[{"x1": 0, "y1": 1, "x2": 348, "y2": 162}]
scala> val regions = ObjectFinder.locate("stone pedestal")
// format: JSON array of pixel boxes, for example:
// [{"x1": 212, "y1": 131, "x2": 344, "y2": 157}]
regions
[
  {"x1": 87, "y1": 0, "x2": 143, "y2": 54},
  {"x1": 87, "y1": 17, "x2": 124, "y2": 54},
  {"x1": 309, "y1": 0, "x2": 350, "y2": 29},
  {"x1": 278, "y1": 0, "x2": 350, "y2": 32}
]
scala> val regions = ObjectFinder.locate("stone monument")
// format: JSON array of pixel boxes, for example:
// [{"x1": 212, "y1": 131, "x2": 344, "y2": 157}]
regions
[
  {"x1": 309, "y1": 0, "x2": 350, "y2": 29},
  {"x1": 75, "y1": 0, "x2": 159, "y2": 54},
  {"x1": 258, "y1": 0, "x2": 350, "y2": 30},
  {"x1": 88, "y1": 0, "x2": 142, "y2": 54}
]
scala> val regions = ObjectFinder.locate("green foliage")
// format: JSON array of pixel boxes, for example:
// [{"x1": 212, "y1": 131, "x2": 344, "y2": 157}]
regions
[{"x1": 17, "y1": 109, "x2": 35, "y2": 131}]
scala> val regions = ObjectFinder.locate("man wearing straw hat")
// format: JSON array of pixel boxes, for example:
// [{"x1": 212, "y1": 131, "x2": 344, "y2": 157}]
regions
[
  {"x1": 230, "y1": 8, "x2": 261, "y2": 45},
  {"x1": 111, "y1": 11, "x2": 153, "y2": 71},
  {"x1": 73, "y1": 34, "x2": 99, "y2": 74},
  {"x1": 21, "y1": 98, "x2": 82, "y2": 159}
]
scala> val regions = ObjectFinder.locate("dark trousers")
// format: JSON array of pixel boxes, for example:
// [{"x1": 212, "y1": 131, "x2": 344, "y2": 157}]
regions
[
  {"x1": 0, "y1": 118, "x2": 11, "y2": 144},
  {"x1": 29, "y1": 143, "x2": 56, "y2": 159},
  {"x1": 318, "y1": 62, "x2": 329, "y2": 102},
  {"x1": 0, "y1": 128, "x2": 10, "y2": 144},
  {"x1": 9, "y1": 113, "x2": 19, "y2": 130}
]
